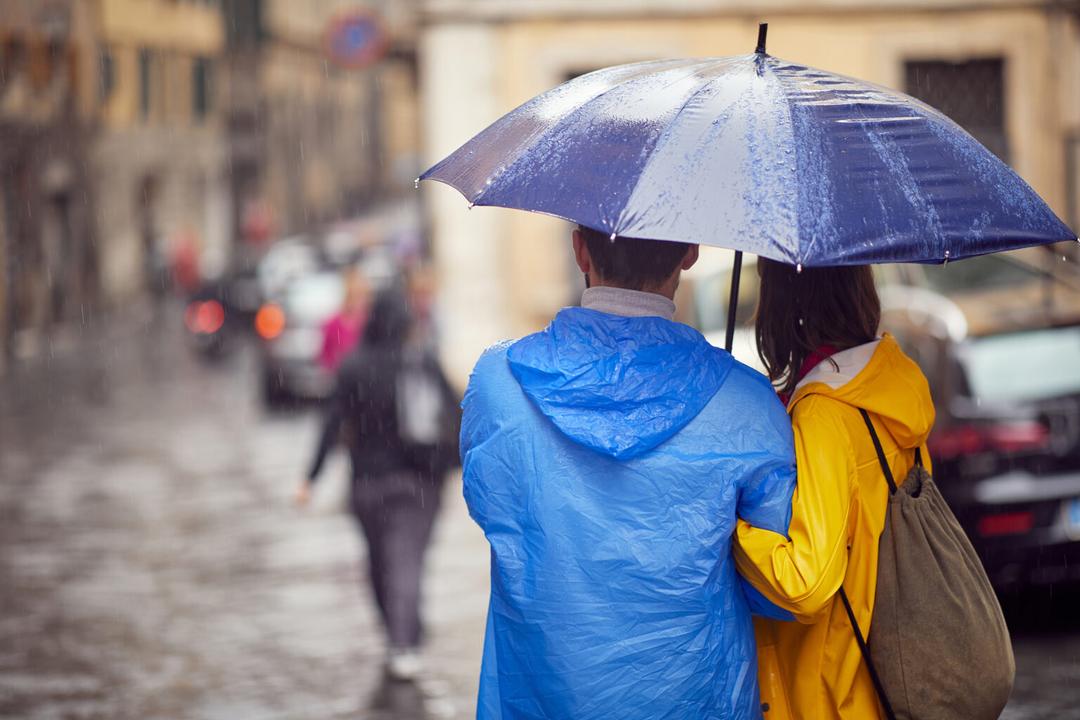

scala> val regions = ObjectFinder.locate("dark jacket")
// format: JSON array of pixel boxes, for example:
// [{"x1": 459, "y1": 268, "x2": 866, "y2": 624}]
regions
[{"x1": 307, "y1": 290, "x2": 461, "y2": 484}]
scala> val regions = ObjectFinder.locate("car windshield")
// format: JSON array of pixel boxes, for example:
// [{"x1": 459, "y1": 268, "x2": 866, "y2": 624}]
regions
[
  {"x1": 964, "y1": 326, "x2": 1080, "y2": 403},
  {"x1": 285, "y1": 274, "x2": 344, "y2": 325},
  {"x1": 258, "y1": 242, "x2": 320, "y2": 297}
]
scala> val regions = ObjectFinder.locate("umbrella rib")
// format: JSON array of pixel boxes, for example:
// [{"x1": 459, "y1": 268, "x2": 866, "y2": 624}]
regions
[{"x1": 471, "y1": 59, "x2": 717, "y2": 212}]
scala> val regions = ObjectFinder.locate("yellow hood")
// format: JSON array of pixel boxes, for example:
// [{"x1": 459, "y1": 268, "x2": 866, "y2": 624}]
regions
[{"x1": 787, "y1": 334, "x2": 934, "y2": 451}]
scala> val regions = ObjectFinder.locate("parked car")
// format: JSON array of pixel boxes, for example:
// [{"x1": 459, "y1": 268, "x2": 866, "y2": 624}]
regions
[
  {"x1": 183, "y1": 280, "x2": 233, "y2": 360},
  {"x1": 882, "y1": 252, "x2": 1080, "y2": 590},
  {"x1": 256, "y1": 236, "x2": 321, "y2": 302},
  {"x1": 256, "y1": 271, "x2": 345, "y2": 407}
]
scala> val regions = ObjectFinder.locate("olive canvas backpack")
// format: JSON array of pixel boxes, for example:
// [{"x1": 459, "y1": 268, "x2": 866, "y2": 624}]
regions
[{"x1": 839, "y1": 409, "x2": 1015, "y2": 720}]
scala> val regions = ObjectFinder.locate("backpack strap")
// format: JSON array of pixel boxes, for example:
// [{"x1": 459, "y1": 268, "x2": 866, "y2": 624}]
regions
[
  {"x1": 859, "y1": 409, "x2": 898, "y2": 495},
  {"x1": 842, "y1": 409, "x2": 901, "y2": 720},
  {"x1": 838, "y1": 586, "x2": 898, "y2": 720}
]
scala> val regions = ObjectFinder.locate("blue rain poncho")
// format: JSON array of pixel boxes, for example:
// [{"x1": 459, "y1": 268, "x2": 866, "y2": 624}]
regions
[{"x1": 460, "y1": 307, "x2": 797, "y2": 719}]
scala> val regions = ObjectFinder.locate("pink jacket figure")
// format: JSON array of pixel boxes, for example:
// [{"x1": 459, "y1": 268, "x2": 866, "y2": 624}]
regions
[{"x1": 319, "y1": 272, "x2": 370, "y2": 371}]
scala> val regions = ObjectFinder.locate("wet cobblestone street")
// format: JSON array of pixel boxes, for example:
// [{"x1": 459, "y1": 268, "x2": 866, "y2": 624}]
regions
[
  {"x1": 0, "y1": 315, "x2": 488, "y2": 719},
  {"x1": 1, "y1": 314, "x2": 1078, "y2": 719}
]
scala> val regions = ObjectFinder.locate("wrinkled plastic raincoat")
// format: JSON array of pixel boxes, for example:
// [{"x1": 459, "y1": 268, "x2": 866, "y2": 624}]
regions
[
  {"x1": 461, "y1": 307, "x2": 797, "y2": 720},
  {"x1": 734, "y1": 335, "x2": 935, "y2": 720}
]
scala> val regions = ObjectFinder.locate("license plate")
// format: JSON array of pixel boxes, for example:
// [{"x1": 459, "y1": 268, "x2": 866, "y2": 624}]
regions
[{"x1": 1066, "y1": 498, "x2": 1080, "y2": 541}]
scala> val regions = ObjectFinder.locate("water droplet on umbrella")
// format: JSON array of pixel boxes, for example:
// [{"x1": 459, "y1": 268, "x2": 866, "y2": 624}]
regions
[{"x1": 943, "y1": 250, "x2": 951, "y2": 265}]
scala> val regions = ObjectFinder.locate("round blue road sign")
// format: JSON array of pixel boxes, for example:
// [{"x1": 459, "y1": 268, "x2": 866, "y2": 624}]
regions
[{"x1": 324, "y1": 12, "x2": 388, "y2": 70}]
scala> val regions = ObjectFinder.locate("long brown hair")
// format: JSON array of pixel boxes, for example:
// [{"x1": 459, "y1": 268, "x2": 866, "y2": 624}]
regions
[{"x1": 755, "y1": 258, "x2": 881, "y2": 398}]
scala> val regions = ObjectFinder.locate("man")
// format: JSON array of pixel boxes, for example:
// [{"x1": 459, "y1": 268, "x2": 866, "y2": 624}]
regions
[{"x1": 460, "y1": 226, "x2": 797, "y2": 719}]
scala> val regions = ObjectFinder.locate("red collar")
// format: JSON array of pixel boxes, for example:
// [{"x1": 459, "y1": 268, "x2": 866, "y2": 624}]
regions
[{"x1": 779, "y1": 345, "x2": 838, "y2": 405}]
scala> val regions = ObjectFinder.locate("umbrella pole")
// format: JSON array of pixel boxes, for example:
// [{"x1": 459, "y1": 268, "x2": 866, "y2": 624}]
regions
[{"x1": 724, "y1": 251, "x2": 743, "y2": 353}]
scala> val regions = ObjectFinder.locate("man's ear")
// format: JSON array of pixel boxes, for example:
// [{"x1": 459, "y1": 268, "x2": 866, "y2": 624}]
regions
[
  {"x1": 572, "y1": 228, "x2": 591, "y2": 275},
  {"x1": 681, "y1": 244, "x2": 700, "y2": 271}
]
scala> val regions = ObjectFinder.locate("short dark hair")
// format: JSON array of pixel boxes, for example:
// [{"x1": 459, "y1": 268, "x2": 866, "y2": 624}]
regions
[
  {"x1": 755, "y1": 258, "x2": 881, "y2": 397},
  {"x1": 579, "y1": 225, "x2": 691, "y2": 291}
]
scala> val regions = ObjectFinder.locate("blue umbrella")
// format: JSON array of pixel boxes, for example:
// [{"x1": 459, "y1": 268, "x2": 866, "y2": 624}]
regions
[{"x1": 420, "y1": 24, "x2": 1076, "y2": 349}]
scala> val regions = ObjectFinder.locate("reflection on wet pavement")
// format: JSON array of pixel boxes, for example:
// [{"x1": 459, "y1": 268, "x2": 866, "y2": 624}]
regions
[{"x1": 1, "y1": 313, "x2": 1078, "y2": 718}]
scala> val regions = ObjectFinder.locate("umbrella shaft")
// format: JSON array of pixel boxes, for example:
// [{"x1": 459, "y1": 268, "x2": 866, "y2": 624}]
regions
[{"x1": 725, "y1": 251, "x2": 743, "y2": 353}]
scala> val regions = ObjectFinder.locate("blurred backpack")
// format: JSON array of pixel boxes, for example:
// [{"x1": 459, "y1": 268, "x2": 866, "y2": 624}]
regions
[{"x1": 839, "y1": 409, "x2": 1015, "y2": 720}]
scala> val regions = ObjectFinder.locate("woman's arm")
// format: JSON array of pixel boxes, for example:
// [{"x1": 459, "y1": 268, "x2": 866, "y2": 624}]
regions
[
  {"x1": 305, "y1": 357, "x2": 363, "y2": 483},
  {"x1": 734, "y1": 397, "x2": 857, "y2": 620},
  {"x1": 306, "y1": 403, "x2": 343, "y2": 483}
]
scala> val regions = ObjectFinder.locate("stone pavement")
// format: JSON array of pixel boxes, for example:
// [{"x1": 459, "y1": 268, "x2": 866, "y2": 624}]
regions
[{"x1": 0, "y1": 314, "x2": 488, "y2": 719}]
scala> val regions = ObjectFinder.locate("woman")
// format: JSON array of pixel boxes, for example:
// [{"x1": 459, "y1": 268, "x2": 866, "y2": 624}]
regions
[
  {"x1": 735, "y1": 259, "x2": 935, "y2": 719},
  {"x1": 296, "y1": 281, "x2": 461, "y2": 680}
]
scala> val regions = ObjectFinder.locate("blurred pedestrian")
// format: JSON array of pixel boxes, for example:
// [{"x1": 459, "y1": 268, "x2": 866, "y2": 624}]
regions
[
  {"x1": 170, "y1": 226, "x2": 201, "y2": 297},
  {"x1": 459, "y1": 226, "x2": 797, "y2": 719},
  {"x1": 318, "y1": 269, "x2": 370, "y2": 372},
  {"x1": 296, "y1": 277, "x2": 461, "y2": 681},
  {"x1": 735, "y1": 260, "x2": 936, "y2": 720}
]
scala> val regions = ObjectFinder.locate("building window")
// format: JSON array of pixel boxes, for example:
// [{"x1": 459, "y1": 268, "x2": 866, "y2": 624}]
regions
[
  {"x1": 904, "y1": 58, "x2": 1009, "y2": 163},
  {"x1": 138, "y1": 48, "x2": 153, "y2": 120},
  {"x1": 192, "y1": 57, "x2": 212, "y2": 120},
  {"x1": 99, "y1": 47, "x2": 114, "y2": 104}
]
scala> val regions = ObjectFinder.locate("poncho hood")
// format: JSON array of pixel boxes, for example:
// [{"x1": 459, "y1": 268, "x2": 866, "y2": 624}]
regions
[{"x1": 507, "y1": 307, "x2": 733, "y2": 460}]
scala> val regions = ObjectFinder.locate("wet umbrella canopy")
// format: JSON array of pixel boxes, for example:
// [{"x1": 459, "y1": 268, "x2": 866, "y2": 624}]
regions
[{"x1": 420, "y1": 25, "x2": 1076, "y2": 347}]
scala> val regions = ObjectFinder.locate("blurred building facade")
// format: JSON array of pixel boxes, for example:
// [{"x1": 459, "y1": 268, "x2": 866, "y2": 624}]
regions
[
  {"x1": 91, "y1": 0, "x2": 230, "y2": 306},
  {"x1": 0, "y1": 0, "x2": 422, "y2": 374},
  {"x1": 0, "y1": 1, "x2": 97, "y2": 371},
  {"x1": 0, "y1": 0, "x2": 229, "y2": 370},
  {"x1": 420, "y1": 0, "x2": 1080, "y2": 382},
  {"x1": 222, "y1": 0, "x2": 421, "y2": 247}
]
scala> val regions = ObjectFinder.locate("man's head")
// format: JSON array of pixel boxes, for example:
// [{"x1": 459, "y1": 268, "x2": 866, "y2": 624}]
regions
[{"x1": 572, "y1": 225, "x2": 698, "y2": 298}]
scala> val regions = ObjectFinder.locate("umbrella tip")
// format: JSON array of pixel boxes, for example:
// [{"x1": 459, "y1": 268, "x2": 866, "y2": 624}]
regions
[
  {"x1": 943, "y1": 249, "x2": 951, "y2": 265},
  {"x1": 414, "y1": 177, "x2": 420, "y2": 189},
  {"x1": 756, "y1": 22, "x2": 768, "y2": 54},
  {"x1": 796, "y1": 262, "x2": 802, "y2": 273},
  {"x1": 609, "y1": 232, "x2": 617, "y2": 242}
]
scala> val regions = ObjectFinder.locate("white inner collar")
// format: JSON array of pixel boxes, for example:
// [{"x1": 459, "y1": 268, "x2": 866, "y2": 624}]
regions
[
  {"x1": 581, "y1": 286, "x2": 676, "y2": 321},
  {"x1": 794, "y1": 339, "x2": 882, "y2": 394}
]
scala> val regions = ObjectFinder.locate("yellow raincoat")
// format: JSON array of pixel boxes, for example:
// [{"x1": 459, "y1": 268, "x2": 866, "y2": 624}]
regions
[{"x1": 735, "y1": 334, "x2": 935, "y2": 720}]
